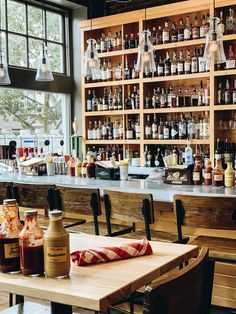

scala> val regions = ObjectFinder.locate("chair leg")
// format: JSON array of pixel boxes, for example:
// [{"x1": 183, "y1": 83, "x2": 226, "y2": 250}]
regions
[
  {"x1": 8, "y1": 293, "x2": 13, "y2": 307},
  {"x1": 15, "y1": 295, "x2": 24, "y2": 305}
]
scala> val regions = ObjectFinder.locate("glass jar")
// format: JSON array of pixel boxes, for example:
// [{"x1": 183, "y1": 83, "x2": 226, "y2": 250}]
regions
[
  {"x1": 86, "y1": 156, "x2": 96, "y2": 178},
  {"x1": 43, "y1": 210, "x2": 70, "y2": 278},
  {"x1": 212, "y1": 159, "x2": 224, "y2": 187},
  {"x1": 19, "y1": 210, "x2": 44, "y2": 276},
  {"x1": 0, "y1": 199, "x2": 23, "y2": 273}
]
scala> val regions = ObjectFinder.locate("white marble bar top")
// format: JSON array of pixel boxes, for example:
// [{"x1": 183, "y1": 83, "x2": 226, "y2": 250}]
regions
[{"x1": 1, "y1": 173, "x2": 236, "y2": 202}]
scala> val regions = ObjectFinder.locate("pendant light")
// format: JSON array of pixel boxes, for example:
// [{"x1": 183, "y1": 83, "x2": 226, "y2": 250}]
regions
[
  {"x1": 203, "y1": 0, "x2": 226, "y2": 66},
  {"x1": 83, "y1": 0, "x2": 101, "y2": 81},
  {"x1": 36, "y1": 1, "x2": 54, "y2": 81},
  {"x1": 136, "y1": 0, "x2": 156, "y2": 75},
  {"x1": 0, "y1": 5, "x2": 11, "y2": 85}
]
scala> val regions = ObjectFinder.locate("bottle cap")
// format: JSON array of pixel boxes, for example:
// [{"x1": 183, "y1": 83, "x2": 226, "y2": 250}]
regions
[
  {"x1": 24, "y1": 209, "x2": 38, "y2": 217},
  {"x1": 49, "y1": 210, "x2": 63, "y2": 218},
  {"x1": 3, "y1": 199, "x2": 17, "y2": 205}
]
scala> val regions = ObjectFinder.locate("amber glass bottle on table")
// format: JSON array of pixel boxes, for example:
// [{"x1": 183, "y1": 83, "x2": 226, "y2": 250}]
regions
[
  {"x1": 204, "y1": 161, "x2": 213, "y2": 186},
  {"x1": 224, "y1": 162, "x2": 235, "y2": 188},
  {"x1": 212, "y1": 159, "x2": 224, "y2": 186},
  {"x1": 19, "y1": 210, "x2": 44, "y2": 276},
  {"x1": 68, "y1": 156, "x2": 75, "y2": 177},
  {"x1": 44, "y1": 210, "x2": 70, "y2": 278},
  {"x1": 0, "y1": 199, "x2": 23, "y2": 273},
  {"x1": 193, "y1": 162, "x2": 202, "y2": 185},
  {"x1": 87, "y1": 155, "x2": 96, "y2": 178}
]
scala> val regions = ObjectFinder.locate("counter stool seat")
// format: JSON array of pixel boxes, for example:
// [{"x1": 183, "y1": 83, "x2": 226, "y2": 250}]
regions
[{"x1": 190, "y1": 236, "x2": 236, "y2": 262}]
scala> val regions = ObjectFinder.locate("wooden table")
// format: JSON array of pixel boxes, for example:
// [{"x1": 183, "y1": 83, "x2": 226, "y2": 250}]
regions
[{"x1": 0, "y1": 233, "x2": 198, "y2": 313}]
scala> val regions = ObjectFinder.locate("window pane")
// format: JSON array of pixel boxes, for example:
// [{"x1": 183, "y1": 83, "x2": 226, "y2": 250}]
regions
[
  {"x1": 8, "y1": 34, "x2": 27, "y2": 67},
  {"x1": 48, "y1": 43, "x2": 64, "y2": 73},
  {"x1": 46, "y1": 11, "x2": 63, "y2": 43},
  {"x1": 0, "y1": 32, "x2": 6, "y2": 58},
  {"x1": 29, "y1": 38, "x2": 43, "y2": 69},
  {"x1": 7, "y1": 1, "x2": 26, "y2": 34},
  {"x1": 0, "y1": 0, "x2": 6, "y2": 30},
  {"x1": 28, "y1": 6, "x2": 45, "y2": 39}
]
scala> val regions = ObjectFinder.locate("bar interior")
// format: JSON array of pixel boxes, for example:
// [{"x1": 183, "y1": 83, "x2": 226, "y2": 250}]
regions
[{"x1": 0, "y1": 0, "x2": 235, "y2": 313}]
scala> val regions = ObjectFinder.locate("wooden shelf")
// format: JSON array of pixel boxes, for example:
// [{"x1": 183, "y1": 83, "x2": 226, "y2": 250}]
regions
[
  {"x1": 98, "y1": 48, "x2": 138, "y2": 58},
  {"x1": 214, "y1": 69, "x2": 236, "y2": 77},
  {"x1": 84, "y1": 109, "x2": 140, "y2": 116},
  {"x1": 143, "y1": 106, "x2": 210, "y2": 114},
  {"x1": 143, "y1": 72, "x2": 210, "y2": 83},
  {"x1": 85, "y1": 78, "x2": 141, "y2": 88},
  {"x1": 154, "y1": 38, "x2": 205, "y2": 51},
  {"x1": 223, "y1": 34, "x2": 236, "y2": 42},
  {"x1": 85, "y1": 140, "x2": 140, "y2": 145},
  {"x1": 214, "y1": 105, "x2": 236, "y2": 111},
  {"x1": 143, "y1": 139, "x2": 210, "y2": 145}
]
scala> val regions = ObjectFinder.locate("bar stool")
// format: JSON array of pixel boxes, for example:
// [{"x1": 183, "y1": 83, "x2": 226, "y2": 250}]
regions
[{"x1": 104, "y1": 189, "x2": 186, "y2": 242}]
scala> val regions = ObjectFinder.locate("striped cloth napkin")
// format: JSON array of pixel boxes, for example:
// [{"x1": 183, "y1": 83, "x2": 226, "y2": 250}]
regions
[{"x1": 71, "y1": 238, "x2": 153, "y2": 266}]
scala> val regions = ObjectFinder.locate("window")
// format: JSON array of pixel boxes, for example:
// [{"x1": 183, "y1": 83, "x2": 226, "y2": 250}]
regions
[{"x1": 0, "y1": 0, "x2": 67, "y2": 74}]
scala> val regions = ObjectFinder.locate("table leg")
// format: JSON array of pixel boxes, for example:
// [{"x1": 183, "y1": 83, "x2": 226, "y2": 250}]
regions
[
  {"x1": 15, "y1": 295, "x2": 24, "y2": 305},
  {"x1": 50, "y1": 302, "x2": 72, "y2": 314}
]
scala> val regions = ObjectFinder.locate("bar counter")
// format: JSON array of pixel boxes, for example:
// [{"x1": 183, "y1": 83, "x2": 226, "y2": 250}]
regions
[{"x1": 1, "y1": 173, "x2": 236, "y2": 202}]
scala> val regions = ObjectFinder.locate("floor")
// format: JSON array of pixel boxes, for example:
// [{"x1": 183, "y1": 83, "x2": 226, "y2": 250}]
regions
[{"x1": 0, "y1": 291, "x2": 235, "y2": 313}]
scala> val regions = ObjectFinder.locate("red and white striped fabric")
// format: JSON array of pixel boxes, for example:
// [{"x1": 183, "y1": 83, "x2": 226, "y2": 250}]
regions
[{"x1": 71, "y1": 239, "x2": 153, "y2": 266}]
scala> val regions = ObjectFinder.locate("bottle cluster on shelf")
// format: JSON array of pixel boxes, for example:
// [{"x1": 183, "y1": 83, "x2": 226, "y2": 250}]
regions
[
  {"x1": 95, "y1": 30, "x2": 122, "y2": 53},
  {"x1": 217, "y1": 79, "x2": 236, "y2": 105},
  {"x1": 217, "y1": 8, "x2": 236, "y2": 35},
  {"x1": 144, "y1": 112, "x2": 210, "y2": 140},
  {"x1": 87, "y1": 118, "x2": 123, "y2": 140},
  {"x1": 86, "y1": 145, "x2": 124, "y2": 162},
  {"x1": 145, "y1": 80, "x2": 210, "y2": 108}
]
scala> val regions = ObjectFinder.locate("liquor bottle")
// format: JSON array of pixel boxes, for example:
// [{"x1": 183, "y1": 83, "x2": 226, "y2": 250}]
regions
[
  {"x1": 218, "y1": 11, "x2": 225, "y2": 35},
  {"x1": 102, "y1": 118, "x2": 107, "y2": 140},
  {"x1": 164, "y1": 51, "x2": 171, "y2": 76},
  {"x1": 100, "y1": 32, "x2": 106, "y2": 53},
  {"x1": 96, "y1": 37, "x2": 101, "y2": 53},
  {"x1": 125, "y1": 90, "x2": 132, "y2": 110},
  {"x1": 113, "y1": 120, "x2": 119, "y2": 140},
  {"x1": 124, "y1": 56, "x2": 132, "y2": 80},
  {"x1": 108, "y1": 121, "x2": 113, "y2": 140},
  {"x1": 101, "y1": 59, "x2": 107, "y2": 81},
  {"x1": 135, "y1": 116, "x2": 141, "y2": 139},
  {"x1": 163, "y1": 121, "x2": 170, "y2": 139},
  {"x1": 92, "y1": 90, "x2": 98, "y2": 112},
  {"x1": 145, "y1": 115, "x2": 152, "y2": 139},
  {"x1": 102, "y1": 88, "x2": 109, "y2": 111},
  {"x1": 113, "y1": 32, "x2": 117, "y2": 51},
  {"x1": 192, "y1": 88, "x2": 199, "y2": 107},
  {"x1": 107, "y1": 30, "x2": 113, "y2": 52},
  {"x1": 226, "y1": 45, "x2": 236, "y2": 69},
  {"x1": 224, "y1": 162, "x2": 235, "y2": 187},
  {"x1": 97, "y1": 121, "x2": 103, "y2": 140},
  {"x1": 118, "y1": 118, "x2": 123, "y2": 140},
  {"x1": 117, "y1": 87, "x2": 123, "y2": 110},
  {"x1": 224, "y1": 79, "x2": 231, "y2": 104},
  {"x1": 145, "y1": 92, "x2": 152, "y2": 109},
  {"x1": 178, "y1": 18, "x2": 185, "y2": 41},
  {"x1": 170, "y1": 22, "x2": 178, "y2": 43},
  {"x1": 177, "y1": 50, "x2": 184, "y2": 75},
  {"x1": 202, "y1": 113, "x2": 209, "y2": 139},
  {"x1": 131, "y1": 86, "x2": 139, "y2": 109},
  {"x1": 215, "y1": 138, "x2": 222, "y2": 163},
  {"x1": 157, "y1": 55, "x2": 164, "y2": 76},
  {"x1": 188, "y1": 113, "x2": 195, "y2": 139},
  {"x1": 192, "y1": 16, "x2": 200, "y2": 39},
  {"x1": 108, "y1": 88, "x2": 113, "y2": 110},
  {"x1": 171, "y1": 116, "x2": 179, "y2": 139},
  {"x1": 130, "y1": 33, "x2": 136, "y2": 49},
  {"x1": 158, "y1": 118, "x2": 164, "y2": 140},
  {"x1": 107, "y1": 59, "x2": 112, "y2": 81},
  {"x1": 115, "y1": 63, "x2": 122, "y2": 80},
  {"x1": 92, "y1": 121, "x2": 98, "y2": 140},
  {"x1": 172, "y1": 146, "x2": 179, "y2": 165},
  {"x1": 179, "y1": 114, "x2": 187, "y2": 139},
  {"x1": 160, "y1": 88, "x2": 167, "y2": 108},
  {"x1": 198, "y1": 45, "x2": 205, "y2": 73},
  {"x1": 184, "y1": 89, "x2": 191, "y2": 107},
  {"x1": 184, "y1": 140, "x2": 193, "y2": 165},
  {"x1": 126, "y1": 118, "x2": 134, "y2": 139},
  {"x1": 191, "y1": 48, "x2": 198, "y2": 73},
  {"x1": 233, "y1": 80, "x2": 236, "y2": 104},
  {"x1": 200, "y1": 14, "x2": 206, "y2": 38},
  {"x1": 184, "y1": 49, "x2": 191, "y2": 74},
  {"x1": 124, "y1": 34, "x2": 130, "y2": 49},
  {"x1": 162, "y1": 20, "x2": 170, "y2": 44},
  {"x1": 171, "y1": 51, "x2": 177, "y2": 75},
  {"x1": 86, "y1": 90, "x2": 92, "y2": 112},
  {"x1": 204, "y1": 161, "x2": 213, "y2": 186},
  {"x1": 151, "y1": 27, "x2": 157, "y2": 45},
  {"x1": 204, "y1": 79, "x2": 210, "y2": 106},
  {"x1": 226, "y1": 8, "x2": 235, "y2": 34},
  {"x1": 132, "y1": 59, "x2": 139, "y2": 79},
  {"x1": 87, "y1": 121, "x2": 93, "y2": 140},
  {"x1": 217, "y1": 83, "x2": 225, "y2": 105},
  {"x1": 97, "y1": 98, "x2": 103, "y2": 112},
  {"x1": 152, "y1": 114, "x2": 158, "y2": 139},
  {"x1": 178, "y1": 88, "x2": 184, "y2": 107},
  {"x1": 184, "y1": 16, "x2": 192, "y2": 40},
  {"x1": 205, "y1": 13, "x2": 210, "y2": 35},
  {"x1": 112, "y1": 88, "x2": 118, "y2": 110},
  {"x1": 155, "y1": 148, "x2": 164, "y2": 167},
  {"x1": 117, "y1": 31, "x2": 122, "y2": 50},
  {"x1": 198, "y1": 80, "x2": 204, "y2": 106}
]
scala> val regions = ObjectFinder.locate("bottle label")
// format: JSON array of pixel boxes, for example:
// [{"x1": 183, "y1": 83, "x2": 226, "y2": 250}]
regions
[
  {"x1": 103, "y1": 104, "x2": 108, "y2": 111},
  {"x1": 226, "y1": 59, "x2": 236, "y2": 69},
  {"x1": 204, "y1": 173, "x2": 211, "y2": 179},
  {"x1": 97, "y1": 129, "x2": 102, "y2": 140},
  {"x1": 191, "y1": 61, "x2": 198, "y2": 73},
  {"x1": 184, "y1": 28, "x2": 191, "y2": 40},
  {"x1": 47, "y1": 246, "x2": 67, "y2": 263},
  {"x1": 164, "y1": 128, "x2": 169, "y2": 138},
  {"x1": 218, "y1": 24, "x2": 225, "y2": 34},
  {"x1": 178, "y1": 63, "x2": 184, "y2": 73},
  {"x1": 200, "y1": 27, "x2": 205, "y2": 38},
  {"x1": 162, "y1": 31, "x2": 169, "y2": 42},
  {"x1": 126, "y1": 130, "x2": 133, "y2": 139},
  {"x1": 214, "y1": 174, "x2": 223, "y2": 181},
  {"x1": 152, "y1": 124, "x2": 157, "y2": 133},
  {"x1": 184, "y1": 62, "x2": 191, "y2": 72},
  {"x1": 171, "y1": 64, "x2": 177, "y2": 74},
  {"x1": 4, "y1": 242, "x2": 19, "y2": 259},
  {"x1": 158, "y1": 133, "x2": 164, "y2": 140},
  {"x1": 178, "y1": 33, "x2": 184, "y2": 41},
  {"x1": 193, "y1": 172, "x2": 200, "y2": 181},
  {"x1": 157, "y1": 65, "x2": 163, "y2": 75},
  {"x1": 106, "y1": 69, "x2": 112, "y2": 80},
  {"x1": 233, "y1": 91, "x2": 236, "y2": 104},
  {"x1": 102, "y1": 70, "x2": 107, "y2": 80},
  {"x1": 86, "y1": 100, "x2": 92, "y2": 111},
  {"x1": 145, "y1": 126, "x2": 152, "y2": 136},
  {"x1": 101, "y1": 41, "x2": 106, "y2": 52},
  {"x1": 87, "y1": 130, "x2": 93, "y2": 140},
  {"x1": 198, "y1": 57, "x2": 205, "y2": 72},
  {"x1": 192, "y1": 28, "x2": 199, "y2": 39},
  {"x1": 81, "y1": 167, "x2": 87, "y2": 176}
]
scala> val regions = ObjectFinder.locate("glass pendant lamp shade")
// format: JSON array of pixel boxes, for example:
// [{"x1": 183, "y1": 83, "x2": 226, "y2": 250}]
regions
[
  {"x1": 36, "y1": 44, "x2": 54, "y2": 82},
  {"x1": 203, "y1": 17, "x2": 226, "y2": 65},
  {"x1": 83, "y1": 38, "x2": 102, "y2": 80},
  {"x1": 0, "y1": 52, "x2": 11, "y2": 85},
  {"x1": 136, "y1": 30, "x2": 156, "y2": 74}
]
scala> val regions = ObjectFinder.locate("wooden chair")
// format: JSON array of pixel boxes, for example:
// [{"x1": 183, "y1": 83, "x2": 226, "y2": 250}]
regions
[
  {"x1": 104, "y1": 189, "x2": 187, "y2": 242},
  {"x1": 109, "y1": 248, "x2": 214, "y2": 314},
  {"x1": 174, "y1": 194, "x2": 236, "y2": 263},
  {"x1": 11, "y1": 183, "x2": 86, "y2": 229}
]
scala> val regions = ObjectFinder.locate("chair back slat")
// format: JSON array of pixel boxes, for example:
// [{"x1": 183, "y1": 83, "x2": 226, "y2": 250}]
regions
[
  {"x1": 0, "y1": 182, "x2": 9, "y2": 204},
  {"x1": 103, "y1": 189, "x2": 154, "y2": 223},
  {"x1": 174, "y1": 195, "x2": 236, "y2": 230},
  {"x1": 143, "y1": 247, "x2": 214, "y2": 314},
  {"x1": 56, "y1": 186, "x2": 101, "y2": 217}
]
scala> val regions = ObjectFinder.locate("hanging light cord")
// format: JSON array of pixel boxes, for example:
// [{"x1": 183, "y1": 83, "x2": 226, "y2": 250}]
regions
[
  {"x1": 90, "y1": 0, "x2": 93, "y2": 39},
  {"x1": 41, "y1": 0, "x2": 46, "y2": 58},
  {"x1": 0, "y1": 4, "x2": 2, "y2": 54}
]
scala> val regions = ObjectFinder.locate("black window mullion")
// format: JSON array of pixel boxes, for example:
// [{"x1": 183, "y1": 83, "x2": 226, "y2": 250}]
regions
[
  {"x1": 25, "y1": 3, "x2": 29, "y2": 68},
  {"x1": 5, "y1": 0, "x2": 9, "y2": 64}
]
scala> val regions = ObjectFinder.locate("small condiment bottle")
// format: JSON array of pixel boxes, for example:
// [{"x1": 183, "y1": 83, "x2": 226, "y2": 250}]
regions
[
  {"x1": 43, "y1": 210, "x2": 70, "y2": 278},
  {"x1": 86, "y1": 156, "x2": 96, "y2": 178},
  {"x1": 81, "y1": 158, "x2": 88, "y2": 178},
  {"x1": 212, "y1": 159, "x2": 224, "y2": 187},
  {"x1": 204, "y1": 161, "x2": 213, "y2": 186},
  {"x1": 19, "y1": 210, "x2": 44, "y2": 276},
  {"x1": 75, "y1": 158, "x2": 82, "y2": 178},
  {"x1": 68, "y1": 156, "x2": 75, "y2": 177},
  {"x1": 193, "y1": 162, "x2": 202, "y2": 185},
  {"x1": 0, "y1": 199, "x2": 23, "y2": 273},
  {"x1": 224, "y1": 162, "x2": 235, "y2": 188}
]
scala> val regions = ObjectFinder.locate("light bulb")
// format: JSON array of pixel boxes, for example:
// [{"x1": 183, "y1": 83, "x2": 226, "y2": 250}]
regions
[
  {"x1": 210, "y1": 41, "x2": 218, "y2": 52},
  {"x1": 40, "y1": 63, "x2": 49, "y2": 73},
  {"x1": 0, "y1": 68, "x2": 5, "y2": 78},
  {"x1": 88, "y1": 58, "x2": 96, "y2": 68},
  {"x1": 143, "y1": 52, "x2": 151, "y2": 63}
]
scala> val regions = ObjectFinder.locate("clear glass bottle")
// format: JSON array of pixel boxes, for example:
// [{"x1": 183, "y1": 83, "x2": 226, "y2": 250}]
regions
[
  {"x1": 44, "y1": 210, "x2": 70, "y2": 278},
  {"x1": 226, "y1": 8, "x2": 235, "y2": 34},
  {"x1": 162, "y1": 20, "x2": 170, "y2": 44},
  {"x1": 0, "y1": 199, "x2": 23, "y2": 273},
  {"x1": 224, "y1": 162, "x2": 235, "y2": 187},
  {"x1": 19, "y1": 210, "x2": 44, "y2": 276}
]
